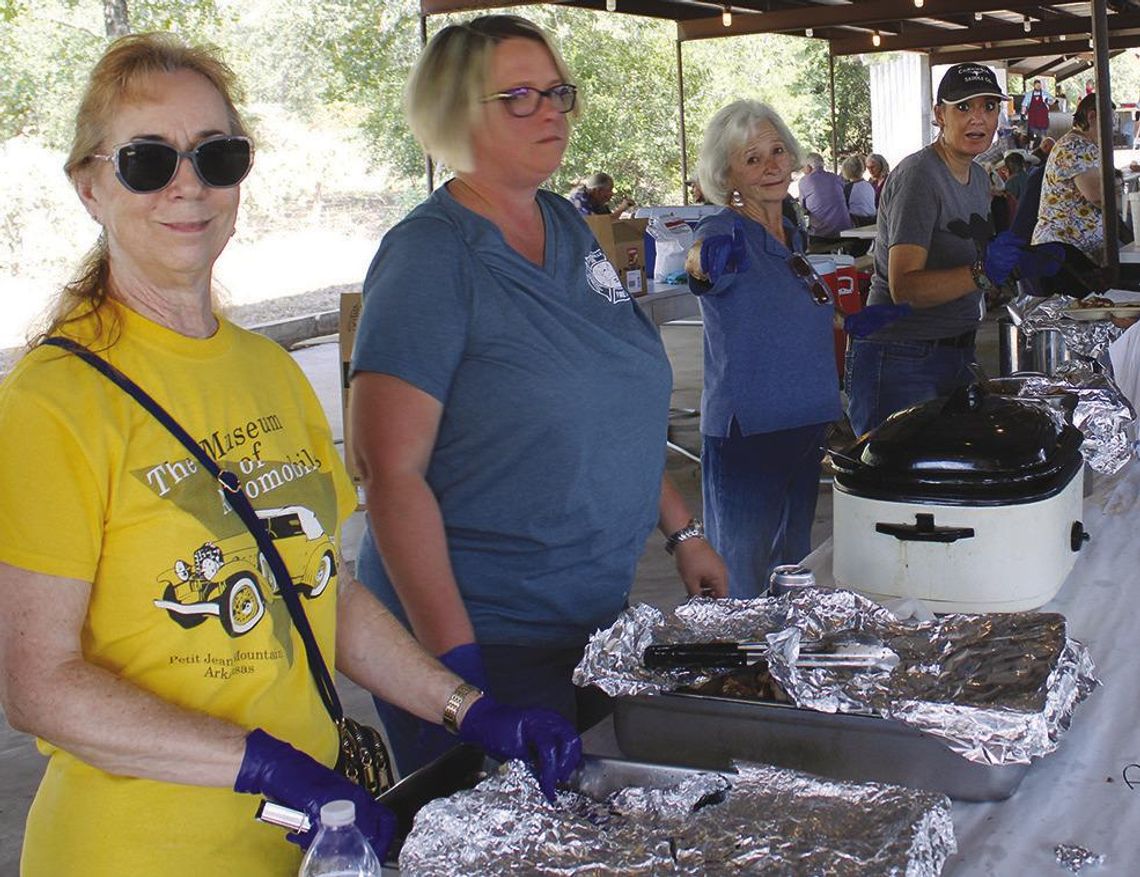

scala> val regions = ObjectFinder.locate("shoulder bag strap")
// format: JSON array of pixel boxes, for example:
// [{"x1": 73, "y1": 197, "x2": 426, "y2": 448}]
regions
[{"x1": 42, "y1": 336, "x2": 344, "y2": 723}]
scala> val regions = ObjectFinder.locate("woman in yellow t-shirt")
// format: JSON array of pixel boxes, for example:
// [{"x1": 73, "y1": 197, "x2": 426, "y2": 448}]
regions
[{"x1": 0, "y1": 33, "x2": 579, "y2": 877}]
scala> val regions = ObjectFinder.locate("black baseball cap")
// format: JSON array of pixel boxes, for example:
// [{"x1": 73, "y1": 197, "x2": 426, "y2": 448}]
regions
[{"x1": 937, "y1": 63, "x2": 1009, "y2": 104}]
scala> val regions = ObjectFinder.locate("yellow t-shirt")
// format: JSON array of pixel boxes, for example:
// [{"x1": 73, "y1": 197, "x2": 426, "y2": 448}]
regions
[{"x1": 0, "y1": 303, "x2": 358, "y2": 876}]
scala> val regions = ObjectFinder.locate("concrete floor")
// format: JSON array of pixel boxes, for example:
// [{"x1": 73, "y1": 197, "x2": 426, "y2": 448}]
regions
[{"x1": 0, "y1": 312, "x2": 1002, "y2": 871}]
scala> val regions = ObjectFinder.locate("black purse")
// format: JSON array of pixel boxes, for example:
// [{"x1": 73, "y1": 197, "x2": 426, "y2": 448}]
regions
[{"x1": 44, "y1": 336, "x2": 395, "y2": 797}]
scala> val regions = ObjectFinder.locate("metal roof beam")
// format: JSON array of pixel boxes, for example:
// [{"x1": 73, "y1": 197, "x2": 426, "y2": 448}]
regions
[
  {"x1": 830, "y1": 13, "x2": 1140, "y2": 55},
  {"x1": 679, "y1": 0, "x2": 1061, "y2": 41},
  {"x1": 929, "y1": 32, "x2": 1140, "y2": 63}
]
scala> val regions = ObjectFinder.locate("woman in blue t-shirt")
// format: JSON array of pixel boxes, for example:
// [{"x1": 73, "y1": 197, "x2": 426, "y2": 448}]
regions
[
  {"x1": 349, "y1": 14, "x2": 727, "y2": 779},
  {"x1": 685, "y1": 101, "x2": 842, "y2": 598}
]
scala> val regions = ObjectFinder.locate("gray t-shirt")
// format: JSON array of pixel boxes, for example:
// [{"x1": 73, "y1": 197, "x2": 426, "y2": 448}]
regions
[{"x1": 867, "y1": 143, "x2": 991, "y2": 341}]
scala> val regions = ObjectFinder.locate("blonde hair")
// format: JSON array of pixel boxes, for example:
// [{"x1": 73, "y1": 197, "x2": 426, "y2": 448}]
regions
[
  {"x1": 404, "y1": 14, "x2": 577, "y2": 174},
  {"x1": 696, "y1": 100, "x2": 804, "y2": 207},
  {"x1": 35, "y1": 32, "x2": 249, "y2": 349}
]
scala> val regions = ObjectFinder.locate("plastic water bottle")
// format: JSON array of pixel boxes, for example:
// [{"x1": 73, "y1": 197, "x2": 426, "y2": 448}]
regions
[{"x1": 298, "y1": 800, "x2": 382, "y2": 877}]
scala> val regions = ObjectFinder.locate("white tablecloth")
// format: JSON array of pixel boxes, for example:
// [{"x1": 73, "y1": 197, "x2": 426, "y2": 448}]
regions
[{"x1": 802, "y1": 466, "x2": 1140, "y2": 874}]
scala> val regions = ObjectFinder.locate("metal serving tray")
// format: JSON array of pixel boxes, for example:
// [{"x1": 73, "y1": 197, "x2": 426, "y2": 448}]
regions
[{"x1": 613, "y1": 692, "x2": 1030, "y2": 802}]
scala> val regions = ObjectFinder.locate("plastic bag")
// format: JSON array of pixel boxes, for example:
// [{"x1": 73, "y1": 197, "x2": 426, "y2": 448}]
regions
[{"x1": 647, "y1": 217, "x2": 695, "y2": 282}]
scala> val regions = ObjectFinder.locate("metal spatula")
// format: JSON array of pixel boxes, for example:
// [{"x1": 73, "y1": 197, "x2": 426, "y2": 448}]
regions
[{"x1": 643, "y1": 632, "x2": 899, "y2": 673}]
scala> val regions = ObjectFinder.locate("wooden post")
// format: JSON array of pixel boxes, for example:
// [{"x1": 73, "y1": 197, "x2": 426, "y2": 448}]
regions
[
  {"x1": 829, "y1": 52, "x2": 838, "y2": 169},
  {"x1": 676, "y1": 35, "x2": 689, "y2": 204},
  {"x1": 1091, "y1": 0, "x2": 1118, "y2": 282}
]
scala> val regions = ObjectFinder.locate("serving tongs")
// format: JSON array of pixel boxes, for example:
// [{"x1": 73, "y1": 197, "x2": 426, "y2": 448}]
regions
[{"x1": 643, "y1": 632, "x2": 900, "y2": 673}]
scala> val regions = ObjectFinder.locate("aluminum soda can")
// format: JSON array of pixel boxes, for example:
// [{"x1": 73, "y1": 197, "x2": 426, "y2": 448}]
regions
[{"x1": 769, "y1": 564, "x2": 815, "y2": 596}]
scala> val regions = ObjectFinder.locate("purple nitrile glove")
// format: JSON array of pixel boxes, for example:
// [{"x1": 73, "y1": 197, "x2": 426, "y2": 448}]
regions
[
  {"x1": 1016, "y1": 242, "x2": 1066, "y2": 280},
  {"x1": 438, "y1": 642, "x2": 489, "y2": 693},
  {"x1": 844, "y1": 303, "x2": 912, "y2": 339},
  {"x1": 982, "y1": 230, "x2": 1026, "y2": 285},
  {"x1": 699, "y1": 218, "x2": 751, "y2": 284},
  {"x1": 235, "y1": 729, "x2": 395, "y2": 857},
  {"x1": 458, "y1": 695, "x2": 582, "y2": 803}
]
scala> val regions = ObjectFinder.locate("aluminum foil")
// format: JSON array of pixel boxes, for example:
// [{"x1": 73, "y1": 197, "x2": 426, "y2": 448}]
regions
[
  {"x1": 1055, "y1": 843, "x2": 1105, "y2": 873},
  {"x1": 398, "y1": 759, "x2": 956, "y2": 876},
  {"x1": 989, "y1": 368, "x2": 1136, "y2": 475},
  {"x1": 1013, "y1": 294, "x2": 1121, "y2": 362},
  {"x1": 575, "y1": 590, "x2": 1099, "y2": 766}
]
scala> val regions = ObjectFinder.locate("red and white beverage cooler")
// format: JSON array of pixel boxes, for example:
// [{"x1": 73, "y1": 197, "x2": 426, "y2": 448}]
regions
[
  {"x1": 830, "y1": 384, "x2": 1089, "y2": 613},
  {"x1": 808, "y1": 255, "x2": 863, "y2": 378}
]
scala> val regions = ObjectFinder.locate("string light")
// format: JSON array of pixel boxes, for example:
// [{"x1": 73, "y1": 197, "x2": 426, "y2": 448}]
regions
[
  {"x1": 1059, "y1": 33, "x2": 1067, "y2": 41},
  {"x1": 914, "y1": 0, "x2": 924, "y2": 7},
  {"x1": 872, "y1": 31, "x2": 881, "y2": 47},
  {"x1": 722, "y1": 5, "x2": 732, "y2": 26},
  {"x1": 974, "y1": 11, "x2": 983, "y2": 20},
  {"x1": 805, "y1": 27, "x2": 814, "y2": 37},
  {"x1": 605, "y1": 0, "x2": 616, "y2": 10},
  {"x1": 1023, "y1": 14, "x2": 1031, "y2": 32}
]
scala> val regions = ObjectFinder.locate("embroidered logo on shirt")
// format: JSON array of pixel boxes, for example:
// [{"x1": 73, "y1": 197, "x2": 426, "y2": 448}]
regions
[{"x1": 585, "y1": 248, "x2": 630, "y2": 304}]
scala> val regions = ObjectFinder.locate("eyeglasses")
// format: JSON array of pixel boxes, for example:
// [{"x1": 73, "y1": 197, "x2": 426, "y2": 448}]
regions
[
  {"x1": 482, "y1": 84, "x2": 577, "y2": 118},
  {"x1": 91, "y1": 135, "x2": 254, "y2": 194},
  {"x1": 787, "y1": 253, "x2": 833, "y2": 306}
]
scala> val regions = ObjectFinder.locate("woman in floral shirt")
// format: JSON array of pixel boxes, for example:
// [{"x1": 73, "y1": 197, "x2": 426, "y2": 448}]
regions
[{"x1": 1031, "y1": 93, "x2": 1106, "y2": 264}]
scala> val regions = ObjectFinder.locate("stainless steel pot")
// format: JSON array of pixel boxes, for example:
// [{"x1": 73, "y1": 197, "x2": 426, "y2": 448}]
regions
[{"x1": 998, "y1": 317, "x2": 1071, "y2": 376}]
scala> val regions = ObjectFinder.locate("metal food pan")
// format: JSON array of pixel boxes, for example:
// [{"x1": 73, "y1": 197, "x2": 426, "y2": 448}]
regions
[{"x1": 614, "y1": 692, "x2": 1029, "y2": 801}]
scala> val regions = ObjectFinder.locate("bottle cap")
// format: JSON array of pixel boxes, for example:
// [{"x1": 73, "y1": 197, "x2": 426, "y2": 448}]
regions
[{"x1": 320, "y1": 799, "x2": 356, "y2": 827}]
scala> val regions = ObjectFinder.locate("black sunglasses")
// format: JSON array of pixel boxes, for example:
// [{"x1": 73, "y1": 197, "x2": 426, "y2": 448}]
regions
[
  {"x1": 786, "y1": 253, "x2": 833, "y2": 306},
  {"x1": 91, "y1": 134, "x2": 254, "y2": 194},
  {"x1": 482, "y1": 84, "x2": 577, "y2": 118}
]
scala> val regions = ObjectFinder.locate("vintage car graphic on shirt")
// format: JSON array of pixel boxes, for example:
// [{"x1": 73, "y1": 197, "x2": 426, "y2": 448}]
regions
[
  {"x1": 153, "y1": 505, "x2": 337, "y2": 637},
  {"x1": 585, "y1": 248, "x2": 631, "y2": 304}
]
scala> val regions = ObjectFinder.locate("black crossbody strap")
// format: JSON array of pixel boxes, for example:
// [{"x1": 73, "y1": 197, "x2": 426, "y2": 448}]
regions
[{"x1": 43, "y1": 336, "x2": 344, "y2": 722}]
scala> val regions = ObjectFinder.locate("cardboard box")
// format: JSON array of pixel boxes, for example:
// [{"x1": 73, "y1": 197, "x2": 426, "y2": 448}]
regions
[
  {"x1": 339, "y1": 291, "x2": 363, "y2": 483},
  {"x1": 585, "y1": 215, "x2": 649, "y2": 297}
]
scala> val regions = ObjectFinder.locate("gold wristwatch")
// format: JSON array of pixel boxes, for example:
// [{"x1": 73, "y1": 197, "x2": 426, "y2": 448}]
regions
[{"x1": 442, "y1": 682, "x2": 482, "y2": 735}]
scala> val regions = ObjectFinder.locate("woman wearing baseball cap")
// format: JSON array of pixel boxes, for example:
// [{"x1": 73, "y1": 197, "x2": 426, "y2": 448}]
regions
[{"x1": 844, "y1": 62, "x2": 1061, "y2": 437}]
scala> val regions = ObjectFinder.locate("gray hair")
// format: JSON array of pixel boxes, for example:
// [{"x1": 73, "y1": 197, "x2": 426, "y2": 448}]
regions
[
  {"x1": 696, "y1": 100, "x2": 804, "y2": 207},
  {"x1": 804, "y1": 152, "x2": 825, "y2": 172},
  {"x1": 585, "y1": 172, "x2": 613, "y2": 190},
  {"x1": 840, "y1": 154, "x2": 865, "y2": 181},
  {"x1": 404, "y1": 14, "x2": 577, "y2": 173},
  {"x1": 866, "y1": 153, "x2": 889, "y2": 175}
]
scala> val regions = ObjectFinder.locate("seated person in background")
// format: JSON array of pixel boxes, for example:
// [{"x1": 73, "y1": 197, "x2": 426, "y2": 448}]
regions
[
  {"x1": 866, "y1": 152, "x2": 890, "y2": 207},
  {"x1": 1032, "y1": 136, "x2": 1055, "y2": 166},
  {"x1": 798, "y1": 152, "x2": 852, "y2": 243},
  {"x1": 686, "y1": 176, "x2": 707, "y2": 204},
  {"x1": 568, "y1": 171, "x2": 635, "y2": 217},
  {"x1": 1001, "y1": 151, "x2": 1030, "y2": 200},
  {"x1": 1032, "y1": 93, "x2": 1108, "y2": 266},
  {"x1": 841, "y1": 154, "x2": 877, "y2": 226}
]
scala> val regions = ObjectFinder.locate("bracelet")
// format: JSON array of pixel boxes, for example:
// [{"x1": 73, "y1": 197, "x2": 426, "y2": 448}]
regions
[
  {"x1": 442, "y1": 682, "x2": 482, "y2": 735},
  {"x1": 664, "y1": 517, "x2": 706, "y2": 555},
  {"x1": 970, "y1": 259, "x2": 995, "y2": 292}
]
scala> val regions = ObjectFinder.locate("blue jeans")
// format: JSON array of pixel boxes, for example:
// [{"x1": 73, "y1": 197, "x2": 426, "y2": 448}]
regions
[
  {"x1": 372, "y1": 643, "x2": 612, "y2": 779},
  {"x1": 701, "y1": 421, "x2": 829, "y2": 599},
  {"x1": 845, "y1": 337, "x2": 976, "y2": 437}
]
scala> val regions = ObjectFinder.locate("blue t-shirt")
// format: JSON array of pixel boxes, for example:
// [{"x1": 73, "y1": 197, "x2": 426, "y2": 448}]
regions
[
  {"x1": 690, "y1": 210, "x2": 841, "y2": 438},
  {"x1": 351, "y1": 185, "x2": 673, "y2": 647}
]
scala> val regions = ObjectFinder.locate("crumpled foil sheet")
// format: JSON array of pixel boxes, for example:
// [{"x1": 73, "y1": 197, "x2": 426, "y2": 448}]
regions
[
  {"x1": 398, "y1": 759, "x2": 957, "y2": 876},
  {"x1": 1014, "y1": 295, "x2": 1121, "y2": 362},
  {"x1": 574, "y1": 590, "x2": 1099, "y2": 766},
  {"x1": 1055, "y1": 843, "x2": 1105, "y2": 873},
  {"x1": 989, "y1": 367, "x2": 1135, "y2": 475}
]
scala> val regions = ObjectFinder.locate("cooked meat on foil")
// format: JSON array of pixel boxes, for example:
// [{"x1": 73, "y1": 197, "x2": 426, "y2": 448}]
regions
[{"x1": 398, "y1": 759, "x2": 956, "y2": 876}]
